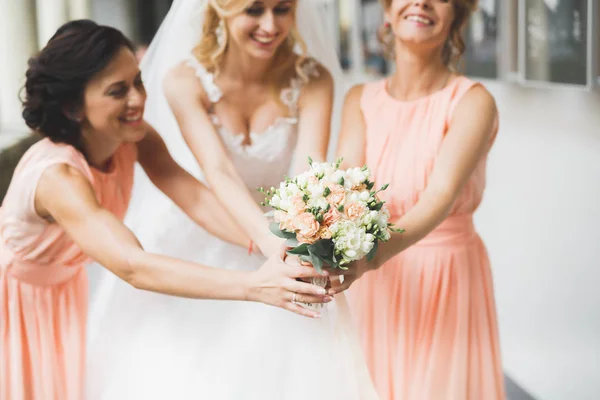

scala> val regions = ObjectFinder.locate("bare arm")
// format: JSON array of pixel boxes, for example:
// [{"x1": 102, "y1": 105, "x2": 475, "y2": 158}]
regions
[
  {"x1": 34, "y1": 165, "x2": 330, "y2": 317},
  {"x1": 164, "y1": 63, "x2": 333, "y2": 256},
  {"x1": 335, "y1": 84, "x2": 366, "y2": 169},
  {"x1": 136, "y1": 125, "x2": 249, "y2": 248},
  {"x1": 378, "y1": 85, "x2": 497, "y2": 259},
  {"x1": 164, "y1": 65, "x2": 277, "y2": 255},
  {"x1": 333, "y1": 85, "x2": 498, "y2": 291},
  {"x1": 290, "y1": 64, "x2": 334, "y2": 176}
]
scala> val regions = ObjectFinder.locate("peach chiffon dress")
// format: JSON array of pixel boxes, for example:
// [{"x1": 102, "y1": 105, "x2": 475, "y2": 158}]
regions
[
  {"x1": 0, "y1": 138, "x2": 136, "y2": 400},
  {"x1": 349, "y1": 77, "x2": 506, "y2": 400}
]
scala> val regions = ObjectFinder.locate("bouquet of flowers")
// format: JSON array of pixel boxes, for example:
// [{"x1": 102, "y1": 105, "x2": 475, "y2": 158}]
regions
[{"x1": 260, "y1": 158, "x2": 403, "y2": 300}]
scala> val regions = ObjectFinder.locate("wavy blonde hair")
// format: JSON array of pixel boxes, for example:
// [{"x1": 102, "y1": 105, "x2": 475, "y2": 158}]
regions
[
  {"x1": 193, "y1": 0, "x2": 309, "y2": 89},
  {"x1": 379, "y1": 0, "x2": 478, "y2": 68}
]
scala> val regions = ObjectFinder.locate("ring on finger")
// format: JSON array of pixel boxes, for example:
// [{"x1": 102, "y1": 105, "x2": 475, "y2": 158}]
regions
[{"x1": 292, "y1": 292, "x2": 297, "y2": 303}]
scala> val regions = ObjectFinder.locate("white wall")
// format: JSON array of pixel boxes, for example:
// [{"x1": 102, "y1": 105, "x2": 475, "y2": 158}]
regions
[{"x1": 475, "y1": 82, "x2": 600, "y2": 400}]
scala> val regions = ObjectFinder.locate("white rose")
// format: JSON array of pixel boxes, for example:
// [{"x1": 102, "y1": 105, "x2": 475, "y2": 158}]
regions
[
  {"x1": 270, "y1": 194, "x2": 281, "y2": 208},
  {"x1": 311, "y1": 162, "x2": 329, "y2": 176},
  {"x1": 307, "y1": 197, "x2": 329, "y2": 210},
  {"x1": 286, "y1": 183, "x2": 301, "y2": 196},
  {"x1": 346, "y1": 167, "x2": 367, "y2": 187},
  {"x1": 376, "y1": 213, "x2": 389, "y2": 229},
  {"x1": 308, "y1": 183, "x2": 325, "y2": 199},
  {"x1": 296, "y1": 173, "x2": 310, "y2": 188},
  {"x1": 343, "y1": 249, "x2": 358, "y2": 259},
  {"x1": 361, "y1": 234, "x2": 375, "y2": 254},
  {"x1": 330, "y1": 169, "x2": 346, "y2": 185},
  {"x1": 359, "y1": 190, "x2": 371, "y2": 202}
]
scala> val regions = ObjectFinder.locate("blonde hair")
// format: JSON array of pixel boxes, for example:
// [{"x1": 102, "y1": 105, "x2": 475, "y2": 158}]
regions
[
  {"x1": 193, "y1": 0, "x2": 309, "y2": 89},
  {"x1": 379, "y1": 0, "x2": 478, "y2": 68}
]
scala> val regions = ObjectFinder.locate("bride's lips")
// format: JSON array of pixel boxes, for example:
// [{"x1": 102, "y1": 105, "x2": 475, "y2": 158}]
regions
[{"x1": 251, "y1": 33, "x2": 278, "y2": 49}]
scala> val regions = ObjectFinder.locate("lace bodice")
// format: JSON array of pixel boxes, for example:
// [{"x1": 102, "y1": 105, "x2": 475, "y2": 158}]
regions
[{"x1": 186, "y1": 56, "x2": 320, "y2": 205}]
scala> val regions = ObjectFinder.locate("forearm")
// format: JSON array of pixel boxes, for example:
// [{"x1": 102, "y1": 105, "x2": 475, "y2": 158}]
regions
[
  {"x1": 376, "y1": 188, "x2": 455, "y2": 266},
  {"x1": 124, "y1": 248, "x2": 252, "y2": 300},
  {"x1": 183, "y1": 186, "x2": 250, "y2": 248},
  {"x1": 208, "y1": 169, "x2": 274, "y2": 249}
]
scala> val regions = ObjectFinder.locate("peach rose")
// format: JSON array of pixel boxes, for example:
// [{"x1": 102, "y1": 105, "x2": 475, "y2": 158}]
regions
[
  {"x1": 326, "y1": 184, "x2": 346, "y2": 207},
  {"x1": 298, "y1": 233, "x2": 319, "y2": 244},
  {"x1": 273, "y1": 210, "x2": 293, "y2": 231},
  {"x1": 319, "y1": 227, "x2": 333, "y2": 240},
  {"x1": 292, "y1": 212, "x2": 320, "y2": 238},
  {"x1": 345, "y1": 202, "x2": 367, "y2": 220},
  {"x1": 290, "y1": 194, "x2": 306, "y2": 213},
  {"x1": 323, "y1": 208, "x2": 341, "y2": 226}
]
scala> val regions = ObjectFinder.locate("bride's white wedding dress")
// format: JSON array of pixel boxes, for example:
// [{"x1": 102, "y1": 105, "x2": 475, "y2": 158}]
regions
[{"x1": 85, "y1": 55, "x2": 378, "y2": 399}]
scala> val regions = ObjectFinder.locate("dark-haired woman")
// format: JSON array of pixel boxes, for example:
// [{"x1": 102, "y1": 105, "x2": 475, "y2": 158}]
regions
[{"x1": 0, "y1": 20, "x2": 330, "y2": 400}]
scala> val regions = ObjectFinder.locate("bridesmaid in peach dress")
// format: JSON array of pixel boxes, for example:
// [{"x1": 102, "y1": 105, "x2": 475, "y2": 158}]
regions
[
  {"x1": 334, "y1": 1, "x2": 506, "y2": 399},
  {"x1": 0, "y1": 20, "x2": 330, "y2": 400}
]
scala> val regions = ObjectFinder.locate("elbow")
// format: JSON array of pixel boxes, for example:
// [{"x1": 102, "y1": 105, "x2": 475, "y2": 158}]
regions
[
  {"x1": 423, "y1": 185, "x2": 459, "y2": 213},
  {"x1": 109, "y1": 250, "x2": 149, "y2": 290}
]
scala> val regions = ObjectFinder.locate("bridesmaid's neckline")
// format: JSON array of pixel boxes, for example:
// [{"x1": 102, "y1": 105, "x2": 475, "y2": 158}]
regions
[
  {"x1": 382, "y1": 75, "x2": 461, "y2": 105},
  {"x1": 88, "y1": 148, "x2": 120, "y2": 178}
]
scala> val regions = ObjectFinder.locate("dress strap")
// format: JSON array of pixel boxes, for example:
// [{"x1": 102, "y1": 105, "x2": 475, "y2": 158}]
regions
[
  {"x1": 280, "y1": 58, "x2": 320, "y2": 117},
  {"x1": 186, "y1": 55, "x2": 223, "y2": 103}
]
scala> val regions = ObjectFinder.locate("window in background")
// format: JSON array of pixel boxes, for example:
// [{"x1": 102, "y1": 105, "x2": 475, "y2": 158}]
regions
[
  {"x1": 463, "y1": 0, "x2": 501, "y2": 79},
  {"x1": 520, "y1": 0, "x2": 593, "y2": 89},
  {"x1": 360, "y1": 0, "x2": 389, "y2": 77}
]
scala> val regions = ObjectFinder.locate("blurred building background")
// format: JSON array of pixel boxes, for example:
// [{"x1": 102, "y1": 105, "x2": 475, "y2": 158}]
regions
[{"x1": 1, "y1": 1, "x2": 599, "y2": 399}]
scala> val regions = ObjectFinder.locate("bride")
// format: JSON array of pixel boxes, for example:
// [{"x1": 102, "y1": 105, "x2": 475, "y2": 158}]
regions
[{"x1": 86, "y1": 0, "x2": 378, "y2": 399}]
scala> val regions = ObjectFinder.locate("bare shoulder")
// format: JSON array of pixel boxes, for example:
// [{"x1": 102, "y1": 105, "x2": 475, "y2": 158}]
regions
[
  {"x1": 300, "y1": 58, "x2": 333, "y2": 93},
  {"x1": 163, "y1": 61, "x2": 206, "y2": 105},
  {"x1": 456, "y1": 83, "x2": 497, "y2": 119},
  {"x1": 36, "y1": 163, "x2": 94, "y2": 217},
  {"x1": 345, "y1": 83, "x2": 365, "y2": 103}
]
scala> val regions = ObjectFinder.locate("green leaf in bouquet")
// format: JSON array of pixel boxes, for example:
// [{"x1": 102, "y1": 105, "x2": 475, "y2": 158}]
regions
[
  {"x1": 339, "y1": 176, "x2": 345, "y2": 186},
  {"x1": 308, "y1": 239, "x2": 334, "y2": 257},
  {"x1": 299, "y1": 254, "x2": 313, "y2": 264},
  {"x1": 269, "y1": 222, "x2": 296, "y2": 239},
  {"x1": 285, "y1": 237, "x2": 299, "y2": 247},
  {"x1": 308, "y1": 156, "x2": 313, "y2": 166},
  {"x1": 378, "y1": 183, "x2": 390, "y2": 192},
  {"x1": 335, "y1": 158, "x2": 343, "y2": 168},
  {"x1": 366, "y1": 240, "x2": 379, "y2": 262},
  {"x1": 309, "y1": 253, "x2": 323, "y2": 273},
  {"x1": 366, "y1": 181, "x2": 375, "y2": 190},
  {"x1": 337, "y1": 204, "x2": 345, "y2": 212},
  {"x1": 287, "y1": 243, "x2": 309, "y2": 255},
  {"x1": 323, "y1": 186, "x2": 331, "y2": 197},
  {"x1": 372, "y1": 201, "x2": 384, "y2": 211}
]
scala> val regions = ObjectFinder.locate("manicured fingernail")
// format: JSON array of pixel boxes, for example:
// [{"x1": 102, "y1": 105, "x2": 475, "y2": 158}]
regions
[
  {"x1": 313, "y1": 314, "x2": 321, "y2": 319},
  {"x1": 318, "y1": 288, "x2": 327, "y2": 295},
  {"x1": 324, "y1": 296, "x2": 333, "y2": 302}
]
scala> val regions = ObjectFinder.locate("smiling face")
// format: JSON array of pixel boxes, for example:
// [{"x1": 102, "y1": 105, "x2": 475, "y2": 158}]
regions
[
  {"x1": 385, "y1": 0, "x2": 455, "y2": 53},
  {"x1": 79, "y1": 47, "x2": 147, "y2": 145},
  {"x1": 225, "y1": 0, "x2": 296, "y2": 60}
]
